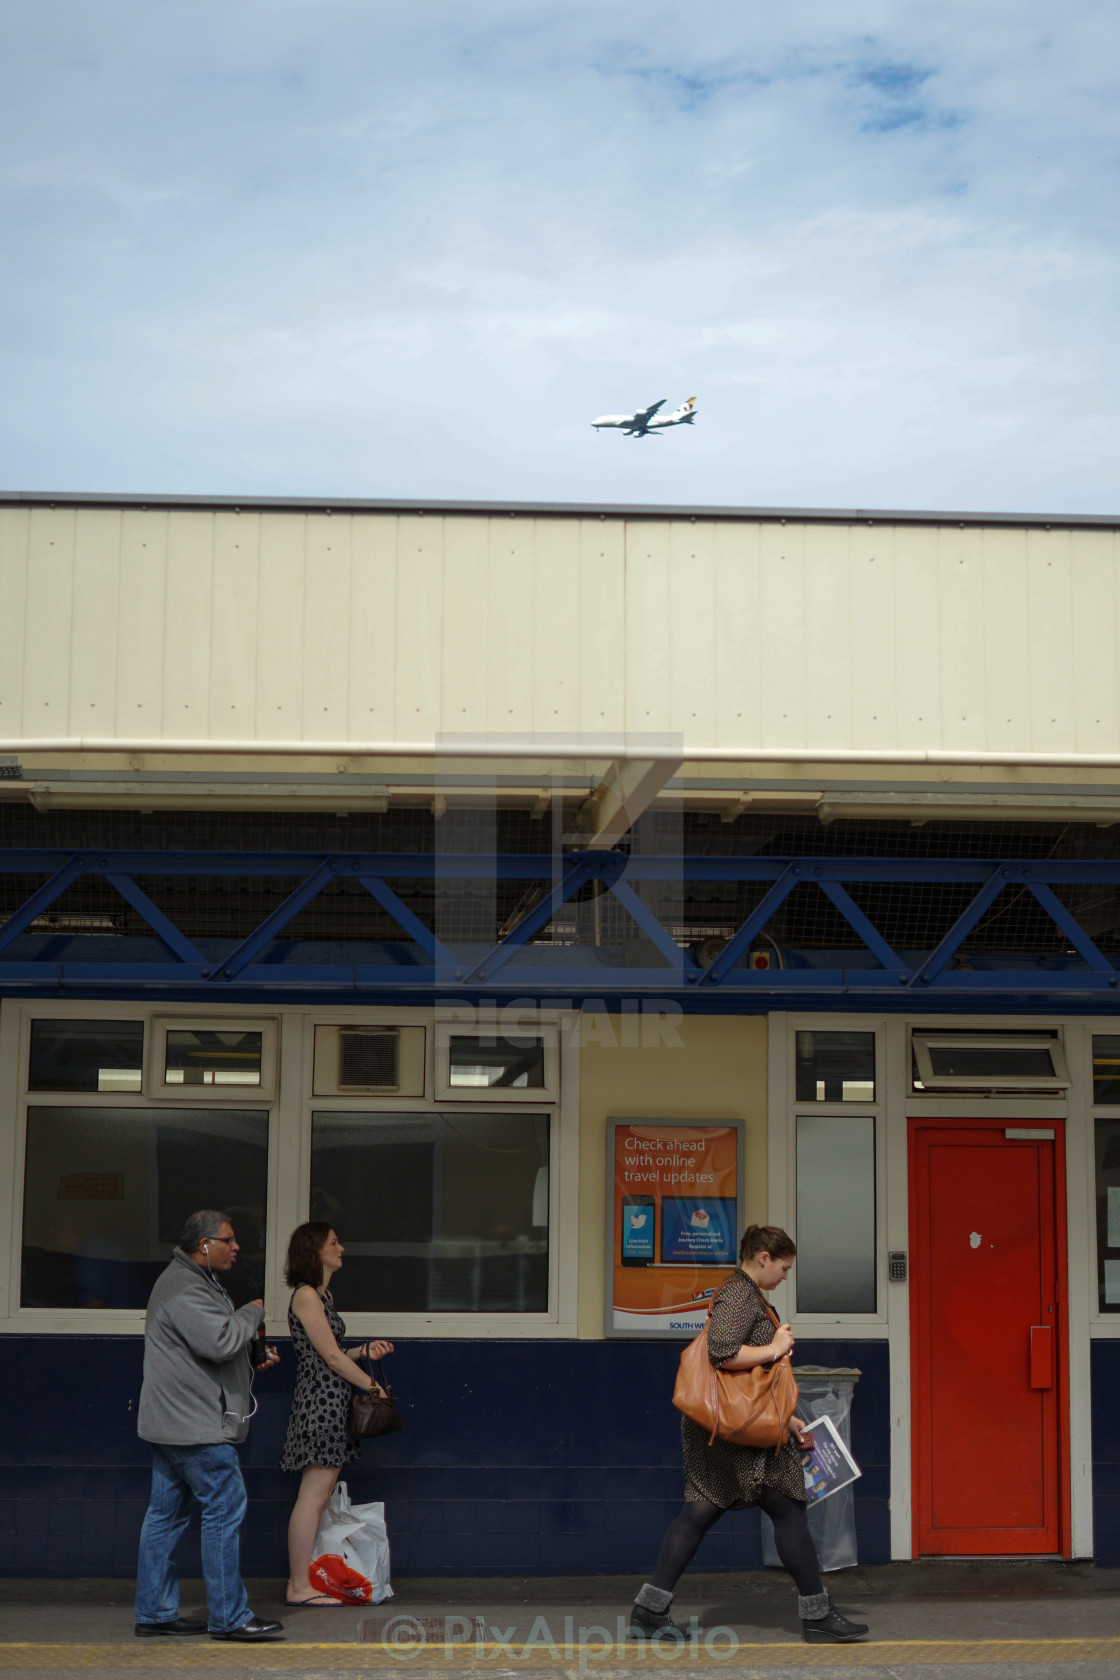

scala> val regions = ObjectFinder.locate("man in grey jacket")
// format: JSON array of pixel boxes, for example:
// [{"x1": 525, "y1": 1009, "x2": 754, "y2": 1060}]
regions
[{"x1": 134, "y1": 1210, "x2": 283, "y2": 1641}]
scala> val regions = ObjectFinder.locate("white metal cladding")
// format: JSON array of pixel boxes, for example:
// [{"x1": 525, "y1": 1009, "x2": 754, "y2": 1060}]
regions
[{"x1": 2, "y1": 502, "x2": 1120, "y2": 762}]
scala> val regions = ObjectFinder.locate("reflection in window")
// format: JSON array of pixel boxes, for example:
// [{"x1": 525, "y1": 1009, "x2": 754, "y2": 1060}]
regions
[
  {"x1": 165, "y1": 1029, "x2": 263, "y2": 1087},
  {"x1": 448, "y1": 1036, "x2": 545, "y2": 1089},
  {"x1": 1095, "y1": 1119, "x2": 1120, "y2": 1313},
  {"x1": 29, "y1": 1019, "x2": 144, "y2": 1093},
  {"x1": 1095, "y1": 1037, "x2": 1120, "y2": 1106},
  {"x1": 912, "y1": 1031, "x2": 1067, "y2": 1090},
  {"x1": 795, "y1": 1031, "x2": 875, "y2": 1102},
  {"x1": 795, "y1": 1114, "x2": 876, "y2": 1313},
  {"x1": 310, "y1": 1110, "x2": 549, "y2": 1312},
  {"x1": 20, "y1": 1108, "x2": 268, "y2": 1309}
]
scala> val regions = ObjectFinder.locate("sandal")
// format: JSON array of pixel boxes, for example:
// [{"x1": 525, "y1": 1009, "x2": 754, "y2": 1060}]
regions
[{"x1": 285, "y1": 1592, "x2": 345, "y2": 1608}]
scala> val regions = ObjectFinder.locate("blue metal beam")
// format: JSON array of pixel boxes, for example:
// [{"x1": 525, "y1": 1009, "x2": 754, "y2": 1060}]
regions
[
  {"x1": 1, "y1": 849, "x2": 1118, "y2": 1005},
  {"x1": 208, "y1": 859, "x2": 338, "y2": 981},
  {"x1": 461, "y1": 856, "x2": 604, "y2": 984},
  {"x1": 818, "y1": 881, "x2": 902, "y2": 970},
  {"x1": 700, "y1": 865, "x2": 802, "y2": 985},
  {"x1": 3, "y1": 850, "x2": 1120, "y2": 886},
  {"x1": 104, "y1": 873, "x2": 205, "y2": 966},
  {"x1": 0, "y1": 855, "x2": 86, "y2": 955},
  {"x1": 606, "y1": 878, "x2": 697, "y2": 974},
  {"x1": 1025, "y1": 881, "x2": 1114, "y2": 974},
  {"x1": 904, "y1": 867, "x2": 1006, "y2": 988},
  {"x1": 0, "y1": 958, "x2": 1116, "y2": 1004},
  {"x1": 356, "y1": 875, "x2": 457, "y2": 968}
]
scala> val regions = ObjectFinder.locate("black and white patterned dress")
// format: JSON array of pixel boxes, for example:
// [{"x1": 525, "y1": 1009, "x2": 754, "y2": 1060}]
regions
[
  {"x1": 280, "y1": 1291, "x2": 361, "y2": 1473},
  {"x1": 681, "y1": 1269, "x2": 806, "y2": 1510}
]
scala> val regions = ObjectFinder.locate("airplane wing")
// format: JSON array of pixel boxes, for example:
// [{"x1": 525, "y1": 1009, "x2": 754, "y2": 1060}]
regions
[{"x1": 634, "y1": 399, "x2": 667, "y2": 425}]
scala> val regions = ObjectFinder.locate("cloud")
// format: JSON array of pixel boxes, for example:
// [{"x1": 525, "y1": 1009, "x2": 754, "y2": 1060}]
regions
[{"x1": 0, "y1": 0, "x2": 1117, "y2": 510}]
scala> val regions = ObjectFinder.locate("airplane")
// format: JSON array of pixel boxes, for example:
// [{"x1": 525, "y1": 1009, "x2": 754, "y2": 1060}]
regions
[{"x1": 590, "y1": 396, "x2": 697, "y2": 437}]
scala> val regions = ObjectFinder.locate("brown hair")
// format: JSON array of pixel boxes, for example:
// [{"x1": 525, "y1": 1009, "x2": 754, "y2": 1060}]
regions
[
  {"x1": 285, "y1": 1221, "x2": 334, "y2": 1290},
  {"x1": 739, "y1": 1223, "x2": 797, "y2": 1264}
]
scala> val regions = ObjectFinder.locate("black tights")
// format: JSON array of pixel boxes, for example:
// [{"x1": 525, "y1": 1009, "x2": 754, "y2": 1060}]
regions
[{"x1": 650, "y1": 1491, "x2": 823, "y2": 1598}]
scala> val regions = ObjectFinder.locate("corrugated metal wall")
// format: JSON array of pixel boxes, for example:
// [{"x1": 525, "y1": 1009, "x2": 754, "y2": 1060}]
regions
[{"x1": 1, "y1": 504, "x2": 1118, "y2": 758}]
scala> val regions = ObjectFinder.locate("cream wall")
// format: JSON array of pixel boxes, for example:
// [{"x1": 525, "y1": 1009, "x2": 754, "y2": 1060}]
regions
[
  {"x1": 575, "y1": 1015, "x2": 768, "y2": 1337},
  {"x1": 3, "y1": 501, "x2": 1120, "y2": 767}
]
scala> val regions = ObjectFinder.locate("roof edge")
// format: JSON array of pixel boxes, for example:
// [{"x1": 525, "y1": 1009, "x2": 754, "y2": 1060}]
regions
[{"x1": 0, "y1": 491, "x2": 1117, "y2": 530}]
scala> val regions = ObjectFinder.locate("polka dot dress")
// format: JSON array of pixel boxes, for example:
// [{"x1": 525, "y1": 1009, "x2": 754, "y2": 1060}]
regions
[
  {"x1": 280, "y1": 1292, "x2": 361, "y2": 1473},
  {"x1": 681, "y1": 1269, "x2": 807, "y2": 1510}
]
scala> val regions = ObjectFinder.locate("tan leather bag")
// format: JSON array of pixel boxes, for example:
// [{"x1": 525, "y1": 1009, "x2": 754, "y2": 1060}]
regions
[{"x1": 672, "y1": 1279, "x2": 799, "y2": 1450}]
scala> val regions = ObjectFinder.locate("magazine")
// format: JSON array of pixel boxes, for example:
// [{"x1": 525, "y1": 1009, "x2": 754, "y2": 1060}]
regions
[{"x1": 798, "y1": 1414, "x2": 862, "y2": 1504}]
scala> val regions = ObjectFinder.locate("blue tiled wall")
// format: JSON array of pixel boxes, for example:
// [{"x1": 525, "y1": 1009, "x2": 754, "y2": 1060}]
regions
[{"x1": 0, "y1": 1336, "x2": 889, "y2": 1578}]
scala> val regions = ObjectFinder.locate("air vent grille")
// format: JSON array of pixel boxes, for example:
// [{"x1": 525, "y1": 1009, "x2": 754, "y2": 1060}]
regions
[{"x1": 338, "y1": 1027, "x2": 400, "y2": 1091}]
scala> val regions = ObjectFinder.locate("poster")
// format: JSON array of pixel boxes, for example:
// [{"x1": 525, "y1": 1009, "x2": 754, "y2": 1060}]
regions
[{"x1": 607, "y1": 1120, "x2": 743, "y2": 1337}]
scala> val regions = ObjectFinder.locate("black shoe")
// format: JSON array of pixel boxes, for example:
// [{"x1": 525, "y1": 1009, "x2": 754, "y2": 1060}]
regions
[
  {"x1": 802, "y1": 1607, "x2": 869, "y2": 1643},
  {"x1": 211, "y1": 1615, "x2": 285, "y2": 1641},
  {"x1": 135, "y1": 1618, "x2": 208, "y2": 1637},
  {"x1": 628, "y1": 1604, "x2": 688, "y2": 1639}
]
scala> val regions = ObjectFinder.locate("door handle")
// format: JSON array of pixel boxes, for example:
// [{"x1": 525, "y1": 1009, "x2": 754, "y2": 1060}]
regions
[{"x1": 1030, "y1": 1325, "x2": 1054, "y2": 1390}]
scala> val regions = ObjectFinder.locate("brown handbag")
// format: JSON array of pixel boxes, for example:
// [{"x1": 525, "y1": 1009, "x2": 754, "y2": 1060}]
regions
[
  {"x1": 672, "y1": 1279, "x2": 799, "y2": 1450},
  {"x1": 348, "y1": 1354, "x2": 403, "y2": 1439}
]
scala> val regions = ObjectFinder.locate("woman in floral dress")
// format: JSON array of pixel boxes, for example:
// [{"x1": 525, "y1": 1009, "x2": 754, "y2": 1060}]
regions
[{"x1": 280, "y1": 1223, "x2": 394, "y2": 1607}]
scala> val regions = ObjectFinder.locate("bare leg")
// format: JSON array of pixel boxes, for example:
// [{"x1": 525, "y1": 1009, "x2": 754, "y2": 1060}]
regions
[{"x1": 286, "y1": 1464, "x2": 340, "y2": 1601}]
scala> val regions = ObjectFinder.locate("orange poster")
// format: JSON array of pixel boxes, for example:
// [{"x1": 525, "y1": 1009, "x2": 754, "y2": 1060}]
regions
[{"x1": 608, "y1": 1120, "x2": 743, "y2": 1337}]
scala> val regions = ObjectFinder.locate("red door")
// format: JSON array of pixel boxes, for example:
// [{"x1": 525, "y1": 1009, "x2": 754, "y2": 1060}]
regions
[{"x1": 909, "y1": 1120, "x2": 1069, "y2": 1556}]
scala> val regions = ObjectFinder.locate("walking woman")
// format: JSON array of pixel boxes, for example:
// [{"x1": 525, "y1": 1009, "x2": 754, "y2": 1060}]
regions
[
  {"x1": 280, "y1": 1223, "x2": 394, "y2": 1607},
  {"x1": 629, "y1": 1225, "x2": 868, "y2": 1645}
]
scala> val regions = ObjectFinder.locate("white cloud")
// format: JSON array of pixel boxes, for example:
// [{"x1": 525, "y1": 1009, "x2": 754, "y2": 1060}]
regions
[{"x1": 0, "y1": 0, "x2": 1117, "y2": 509}]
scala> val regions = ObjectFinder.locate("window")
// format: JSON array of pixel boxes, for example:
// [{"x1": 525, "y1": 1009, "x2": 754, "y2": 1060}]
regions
[
  {"x1": 28, "y1": 1019, "x2": 144, "y2": 1093},
  {"x1": 165, "y1": 1029, "x2": 263, "y2": 1087},
  {"x1": 1095, "y1": 1118, "x2": 1120, "y2": 1314},
  {"x1": 795, "y1": 1031, "x2": 875, "y2": 1102},
  {"x1": 309, "y1": 1110, "x2": 549, "y2": 1313},
  {"x1": 149, "y1": 1017, "x2": 277, "y2": 1099},
  {"x1": 1094, "y1": 1036, "x2": 1120, "y2": 1106},
  {"x1": 795, "y1": 1114, "x2": 876, "y2": 1314},
  {"x1": 20, "y1": 1107, "x2": 269, "y2": 1310},
  {"x1": 448, "y1": 1036, "x2": 545, "y2": 1088},
  {"x1": 435, "y1": 1025, "x2": 557, "y2": 1100},
  {"x1": 912, "y1": 1031, "x2": 1069, "y2": 1092}
]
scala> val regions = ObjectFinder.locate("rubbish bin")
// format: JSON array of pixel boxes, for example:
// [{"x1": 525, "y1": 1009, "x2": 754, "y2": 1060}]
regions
[{"x1": 760, "y1": 1366, "x2": 861, "y2": 1573}]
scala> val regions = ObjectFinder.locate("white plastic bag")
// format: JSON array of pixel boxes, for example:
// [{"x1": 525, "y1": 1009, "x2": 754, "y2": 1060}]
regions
[{"x1": 310, "y1": 1481, "x2": 393, "y2": 1604}]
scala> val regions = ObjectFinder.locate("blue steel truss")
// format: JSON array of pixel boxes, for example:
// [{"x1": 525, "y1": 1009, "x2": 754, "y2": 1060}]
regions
[{"x1": 1, "y1": 848, "x2": 1120, "y2": 1009}]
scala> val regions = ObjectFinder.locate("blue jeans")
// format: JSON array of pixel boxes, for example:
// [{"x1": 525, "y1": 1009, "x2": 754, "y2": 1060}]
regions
[{"x1": 135, "y1": 1443, "x2": 252, "y2": 1633}]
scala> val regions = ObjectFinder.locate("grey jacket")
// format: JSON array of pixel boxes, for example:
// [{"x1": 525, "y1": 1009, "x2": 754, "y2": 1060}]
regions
[{"x1": 137, "y1": 1249, "x2": 264, "y2": 1446}]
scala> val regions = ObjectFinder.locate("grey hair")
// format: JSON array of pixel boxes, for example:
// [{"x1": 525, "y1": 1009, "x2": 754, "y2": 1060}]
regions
[{"x1": 179, "y1": 1209, "x2": 228, "y2": 1254}]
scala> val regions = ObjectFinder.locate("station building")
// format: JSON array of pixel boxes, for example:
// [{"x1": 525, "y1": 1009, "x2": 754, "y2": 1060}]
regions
[{"x1": 3, "y1": 490, "x2": 1120, "y2": 1577}]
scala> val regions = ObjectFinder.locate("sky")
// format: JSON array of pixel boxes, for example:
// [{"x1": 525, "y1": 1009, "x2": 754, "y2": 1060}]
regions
[{"x1": 2, "y1": 1, "x2": 1118, "y2": 512}]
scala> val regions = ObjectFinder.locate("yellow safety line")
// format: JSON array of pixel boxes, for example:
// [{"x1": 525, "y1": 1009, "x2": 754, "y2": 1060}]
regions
[{"x1": 1, "y1": 1638, "x2": 1120, "y2": 1668}]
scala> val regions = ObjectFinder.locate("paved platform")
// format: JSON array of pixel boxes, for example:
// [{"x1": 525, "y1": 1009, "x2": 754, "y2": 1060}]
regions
[{"x1": 1, "y1": 1564, "x2": 1119, "y2": 1678}]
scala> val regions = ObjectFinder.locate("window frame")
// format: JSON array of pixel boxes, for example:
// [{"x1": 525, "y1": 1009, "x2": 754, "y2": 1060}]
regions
[
  {"x1": 794, "y1": 1108, "x2": 879, "y2": 1317},
  {"x1": 0, "y1": 1000, "x2": 577, "y2": 1339},
  {"x1": 912, "y1": 1030, "x2": 1070, "y2": 1093},
  {"x1": 147, "y1": 1015, "x2": 279, "y2": 1101},
  {"x1": 433, "y1": 1021, "x2": 559, "y2": 1103},
  {"x1": 2, "y1": 1000, "x2": 281, "y2": 1335},
  {"x1": 769, "y1": 1014, "x2": 888, "y2": 1334}
]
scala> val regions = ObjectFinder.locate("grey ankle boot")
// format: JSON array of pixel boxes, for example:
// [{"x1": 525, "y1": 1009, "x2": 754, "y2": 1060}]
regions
[
  {"x1": 800, "y1": 1592, "x2": 869, "y2": 1644},
  {"x1": 628, "y1": 1584, "x2": 683, "y2": 1638}
]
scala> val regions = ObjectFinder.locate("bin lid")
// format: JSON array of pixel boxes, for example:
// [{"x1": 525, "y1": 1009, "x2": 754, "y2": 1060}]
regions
[{"x1": 791, "y1": 1365, "x2": 861, "y2": 1382}]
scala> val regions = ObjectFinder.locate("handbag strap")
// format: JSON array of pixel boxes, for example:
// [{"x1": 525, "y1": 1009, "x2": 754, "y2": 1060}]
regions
[
  {"x1": 704, "y1": 1275, "x2": 791, "y2": 1450},
  {"x1": 356, "y1": 1349, "x2": 393, "y2": 1396}
]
